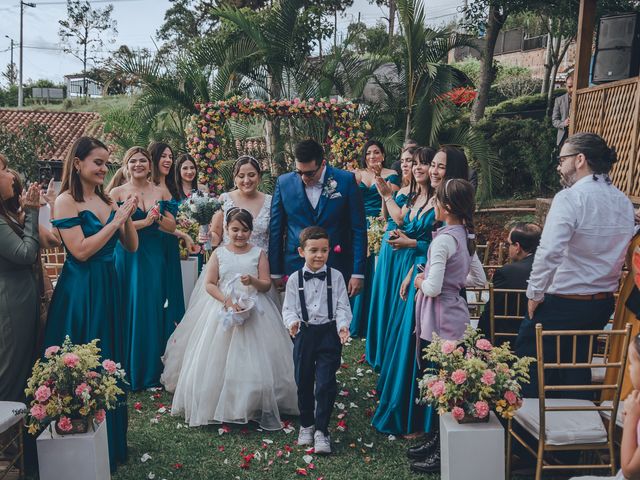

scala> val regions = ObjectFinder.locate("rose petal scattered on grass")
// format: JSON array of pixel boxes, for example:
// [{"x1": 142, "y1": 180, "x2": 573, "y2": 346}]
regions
[
  {"x1": 262, "y1": 438, "x2": 273, "y2": 444},
  {"x1": 335, "y1": 402, "x2": 345, "y2": 410},
  {"x1": 296, "y1": 467, "x2": 308, "y2": 476},
  {"x1": 364, "y1": 442, "x2": 374, "y2": 448},
  {"x1": 349, "y1": 402, "x2": 358, "y2": 408},
  {"x1": 134, "y1": 402, "x2": 143, "y2": 412},
  {"x1": 147, "y1": 473, "x2": 155, "y2": 479},
  {"x1": 218, "y1": 446, "x2": 225, "y2": 452},
  {"x1": 387, "y1": 435, "x2": 396, "y2": 441},
  {"x1": 356, "y1": 353, "x2": 366, "y2": 364},
  {"x1": 336, "y1": 420, "x2": 347, "y2": 432},
  {"x1": 276, "y1": 450, "x2": 284, "y2": 458},
  {"x1": 140, "y1": 453, "x2": 152, "y2": 463},
  {"x1": 337, "y1": 413, "x2": 346, "y2": 419},
  {"x1": 172, "y1": 463, "x2": 183, "y2": 470},
  {"x1": 338, "y1": 390, "x2": 349, "y2": 397},
  {"x1": 150, "y1": 417, "x2": 159, "y2": 424},
  {"x1": 302, "y1": 454, "x2": 313, "y2": 464}
]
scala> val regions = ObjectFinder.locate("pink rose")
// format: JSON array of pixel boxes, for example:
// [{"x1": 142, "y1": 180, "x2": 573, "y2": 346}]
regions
[
  {"x1": 102, "y1": 360, "x2": 117, "y2": 374},
  {"x1": 30, "y1": 404, "x2": 47, "y2": 421},
  {"x1": 504, "y1": 390, "x2": 517, "y2": 405},
  {"x1": 481, "y1": 370, "x2": 496, "y2": 386},
  {"x1": 451, "y1": 406, "x2": 465, "y2": 421},
  {"x1": 35, "y1": 385, "x2": 52, "y2": 402},
  {"x1": 451, "y1": 369, "x2": 467, "y2": 385},
  {"x1": 86, "y1": 371, "x2": 99, "y2": 379},
  {"x1": 474, "y1": 401, "x2": 489, "y2": 419},
  {"x1": 429, "y1": 380, "x2": 445, "y2": 397},
  {"x1": 57, "y1": 416, "x2": 72, "y2": 432},
  {"x1": 44, "y1": 346, "x2": 60, "y2": 358},
  {"x1": 62, "y1": 353, "x2": 80, "y2": 368},
  {"x1": 94, "y1": 409, "x2": 106, "y2": 423},
  {"x1": 441, "y1": 341, "x2": 457, "y2": 354},
  {"x1": 333, "y1": 245, "x2": 342, "y2": 254},
  {"x1": 476, "y1": 339, "x2": 493, "y2": 351},
  {"x1": 75, "y1": 383, "x2": 90, "y2": 397}
]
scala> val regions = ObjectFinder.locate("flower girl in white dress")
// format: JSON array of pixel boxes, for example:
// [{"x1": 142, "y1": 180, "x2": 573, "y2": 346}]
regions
[{"x1": 168, "y1": 208, "x2": 298, "y2": 429}]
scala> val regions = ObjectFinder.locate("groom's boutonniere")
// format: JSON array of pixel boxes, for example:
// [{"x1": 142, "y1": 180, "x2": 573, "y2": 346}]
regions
[{"x1": 322, "y1": 176, "x2": 341, "y2": 199}]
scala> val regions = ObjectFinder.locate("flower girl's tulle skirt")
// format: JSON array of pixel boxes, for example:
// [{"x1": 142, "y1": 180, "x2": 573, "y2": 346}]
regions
[{"x1": 161, "y1": 266, "x2": 298, "y2": 430}]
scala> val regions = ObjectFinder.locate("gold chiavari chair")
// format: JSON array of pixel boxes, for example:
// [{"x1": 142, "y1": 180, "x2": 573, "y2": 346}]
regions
[
  {"x1": 466, "y1": 286, "x2": 490, "y2": 326},
  {"x1": 0, "y1": 403, "x2": 26, "y2": 480},
  {"x1": 476, "y1": 242, "x2": 491, "y2": 266},
  {"x1": 506, "y1": 323, "x2": 632, "y2": 480},
  {"x1": 489, "y1": 285, "x2": 527, "y2": 346}
]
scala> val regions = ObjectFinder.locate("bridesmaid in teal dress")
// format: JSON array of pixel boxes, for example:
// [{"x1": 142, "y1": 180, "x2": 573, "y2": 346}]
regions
[
  {"x1": 149, "y1": 142, "x2": 186, "y2": 336},
  {"x1": 365, "y1": 145, "x2": 417, "y2": 369},
  {"x1": 350, "y1": 140, "x2": 400, "y2": 338},
  {"x1": 44, "y1": 137, "x2": 138, "y2": 471},
  {"x1": 110, "y1": 147, "x2": 177, "y2": 391},
  {"x1": 372, "y1": 146, "x2": 470, "y2": 435}
]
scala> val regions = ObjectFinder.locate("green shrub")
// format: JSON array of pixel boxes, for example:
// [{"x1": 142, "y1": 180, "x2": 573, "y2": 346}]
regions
[
  {"x1": 475, "y1": 117, "x2": 559, "y2": 198},
  {"x1": 486, "y1": 89, "x2": 565, "y2": 118},
  {"x1": 0, "y1": 122, "x2": 55, "y2": 181}
]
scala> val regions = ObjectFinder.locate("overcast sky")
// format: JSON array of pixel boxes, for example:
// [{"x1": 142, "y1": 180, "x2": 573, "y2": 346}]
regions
[{"x1": 0, "y1": 0, "x2": 464, "y2": 85}]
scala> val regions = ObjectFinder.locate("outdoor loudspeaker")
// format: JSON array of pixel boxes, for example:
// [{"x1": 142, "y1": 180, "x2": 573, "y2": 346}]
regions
[{"x1": 593, "y1": 12, "x2": 640, "y2": 83}]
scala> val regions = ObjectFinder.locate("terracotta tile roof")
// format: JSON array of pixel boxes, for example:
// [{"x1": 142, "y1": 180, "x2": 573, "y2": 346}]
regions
[{"x1": 0, "y1": 109, "x2": 114, "y2": 161}]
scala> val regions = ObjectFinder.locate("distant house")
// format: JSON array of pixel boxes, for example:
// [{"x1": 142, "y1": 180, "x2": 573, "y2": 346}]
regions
[
  {"x1": 0, "y1": 109, "x2": 115, "y2": 162},
  {"x1": 64, "y1": 73, "x2": 103, "y2": 98}
]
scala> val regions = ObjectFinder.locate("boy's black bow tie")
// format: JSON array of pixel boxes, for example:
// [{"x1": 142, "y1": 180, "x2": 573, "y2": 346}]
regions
[{"x1": 303, "y1": 271, "x2": 327, "y2": 281}]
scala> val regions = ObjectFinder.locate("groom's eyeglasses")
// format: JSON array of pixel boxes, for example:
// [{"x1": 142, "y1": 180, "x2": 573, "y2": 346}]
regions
[{"x1": 295, "y1": 164, "x2": 322, "y2": 178}]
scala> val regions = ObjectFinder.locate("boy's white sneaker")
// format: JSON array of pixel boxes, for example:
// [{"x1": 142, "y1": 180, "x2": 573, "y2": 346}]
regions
[
  {"x1": 298, "y1": 425, "x2": 315, "y2": 446},
  {"x1": 314, "y1": 430, "x2": 331, "y2": 454}
]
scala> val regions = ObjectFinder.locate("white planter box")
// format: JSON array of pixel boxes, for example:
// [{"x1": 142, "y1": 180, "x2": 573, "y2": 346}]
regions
[
  {"x1": 37, "y1": 420, "x2": 110, "y2": 480},
  {"x1": 181, "y1": 257, "x2": 199, "y2": 306},
  {"x1": 440, "y1": 411, "x2": 504, "y2": 480}
]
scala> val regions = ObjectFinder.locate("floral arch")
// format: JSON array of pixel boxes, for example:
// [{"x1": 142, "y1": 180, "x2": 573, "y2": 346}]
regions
[{"x1": 186, "y1": 96, "x2": 370, "y2": 192}]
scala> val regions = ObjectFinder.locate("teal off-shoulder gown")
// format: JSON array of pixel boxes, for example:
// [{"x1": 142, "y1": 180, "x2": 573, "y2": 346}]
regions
[
  {"x1": 160, "y1": 199, "x2": 185, "y2": 329},
  {"x1": 364, "y1": 191, "x2": 411, "y2": 370},
  {"x1": 372, "y1": 206, "x2": 436, "y2": 435},
  {"x1": 44, "y1": 210, "x2": 128, "y2": 471},
  {"x1": 115, "y1": 202, "x2": 176, "y2": 391},
  {"x1": 350, "y1": 174, "x2": 400, "y2": 338}
]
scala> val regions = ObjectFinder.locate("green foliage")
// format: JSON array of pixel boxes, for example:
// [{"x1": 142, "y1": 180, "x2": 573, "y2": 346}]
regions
[
  {"x1": 486, "y1": 90, "x2": 565, "y2": 118},
  {"x1": 451, "y1": 58, "x2": 531, "y2": 88},
  {"x1": 475, "y1": 117, "x2": 558, "y2": 198},
  {"x1": 347, "y1": 21, "x2": 402, "y2": 56},
  {"x1": 0, "y1": 122, "x2": 55, "y2": 181}
]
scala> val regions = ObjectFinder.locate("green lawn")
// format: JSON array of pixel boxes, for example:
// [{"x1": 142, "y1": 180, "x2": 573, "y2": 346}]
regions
[{"x1": 113, "y1": 338, "x2": 438, "y2": 480}]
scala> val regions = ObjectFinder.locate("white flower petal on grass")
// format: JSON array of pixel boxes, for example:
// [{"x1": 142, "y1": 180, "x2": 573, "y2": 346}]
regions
[
  {"x1": 283, "y1": 425, "x2": 295, "y2": 434},
  {"x1": 387, "y1": 435, "x2": 396, "y2": 441},
  {"x1": 262, "y1": 438, "x2": 273, "y2": 444},
  {"x1": 157, "y1": 407, "x2": 166, "y2": 414},
  {"x1": 302, "y1": 455, "x2": 313, "y2": 464},
  {"x1": 147, "y1": 473, "x2": 155, "y2": 479},
  {"x1": 335, "y1": 402, "x2": 345, "y2": 410},
  {"x1": 366, "y1": 369, "x2": 372, "y2": 374},
  {"x1": 364, "y1": 442, "x2": 374, "y2": 448},
  {"x1": 149, "y1": 417, "x2": 159, "y2": 424},
  {"x1": 349, "y1": 402, "x2": 358, "y2": 408},
  {"x1": 141, "y1": 453, "x2": 152, "y2": 463},
  {"x1": 218, "y1": 428, "x2": 226, "y2": 436}
]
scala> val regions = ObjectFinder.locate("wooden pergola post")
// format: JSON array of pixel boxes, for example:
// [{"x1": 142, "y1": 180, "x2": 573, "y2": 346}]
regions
[{"x1": 570, "y1": 0, "x2": 597, "y2": 136}]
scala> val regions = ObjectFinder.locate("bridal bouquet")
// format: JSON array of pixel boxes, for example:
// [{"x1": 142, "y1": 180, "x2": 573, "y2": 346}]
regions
[
  {"x1": 181, "y1": 191, "x2": 222, "y2": 250},
  {"x1": 25, "y1": 337, "x2": 126, "y2": 435},
  {"x1": 176, "y1": 206, "x2": 201, "y2": 259},
  {"x1": 418, "y1": 326, "x2": 534, "y2": 422},
  {"x1": 367, "y1": 216, "x2": 386, "y2": 256}
]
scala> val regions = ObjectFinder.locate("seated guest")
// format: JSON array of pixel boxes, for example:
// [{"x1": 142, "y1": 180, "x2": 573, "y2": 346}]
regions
[
  {"x1": 516, "y1": 132, "x2": 634, "y2": 399},
  {"x1": 478, "y1": 222, "x2": 541, "y2": 341}
]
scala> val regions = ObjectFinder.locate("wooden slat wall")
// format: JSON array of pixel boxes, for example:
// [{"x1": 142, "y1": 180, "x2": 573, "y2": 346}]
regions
[{"x1": 574, "y1": 77, "x2": 640, "y2": 198}]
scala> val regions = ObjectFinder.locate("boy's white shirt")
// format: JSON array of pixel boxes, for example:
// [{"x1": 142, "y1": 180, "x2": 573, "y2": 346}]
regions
[{"x1": 282, "y1": 264, "x2": 352, "y2": 333}]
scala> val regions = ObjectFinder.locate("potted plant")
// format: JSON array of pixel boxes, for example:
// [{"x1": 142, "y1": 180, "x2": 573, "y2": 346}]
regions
[
  {"x1": 418, "y1": 326, "x2": 534, "y2": 423},
  {"x1": 25, "y1": 336, "x2": 126, "y2": 436}
]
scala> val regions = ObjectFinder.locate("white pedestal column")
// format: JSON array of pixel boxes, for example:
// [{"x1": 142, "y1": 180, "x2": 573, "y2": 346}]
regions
[
  {"x1": 440, "y1": 412, "x2": 505, "y2": 480},
  {"x1": 37, "y1": 420, "x2": 110, "y2": 480},
  {"x1": 181, "y1": 257, "x2": 199, "y2": 306}
]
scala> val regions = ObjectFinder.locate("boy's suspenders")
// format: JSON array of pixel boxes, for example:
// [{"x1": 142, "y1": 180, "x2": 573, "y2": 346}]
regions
[{"x1": 297, "y1": 268, "x2": 333, "y2": 324}]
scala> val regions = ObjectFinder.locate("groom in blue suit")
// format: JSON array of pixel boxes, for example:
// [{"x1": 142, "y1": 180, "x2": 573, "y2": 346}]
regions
[{"x1": 269, "y1": 139, "x2": 367, "y2": 296}]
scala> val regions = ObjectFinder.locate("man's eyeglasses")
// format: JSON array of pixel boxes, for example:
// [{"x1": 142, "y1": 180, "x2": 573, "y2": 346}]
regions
[
  {"x1": 557, "y1": 153, "x2": 578, "y2": 165},
  {"x1": 295, "y1": 164, "x2": 322, "y2": 178}
]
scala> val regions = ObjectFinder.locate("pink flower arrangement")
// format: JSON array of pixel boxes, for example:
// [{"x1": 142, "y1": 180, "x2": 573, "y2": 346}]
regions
[
  {"x1": 102, "y1": 360, "x2": 117, "y2": 374},
  {"x1": 35, "y1": 385, "x2": 51, "y2": 402},
  {"x1": 333, "y1": 245, "x2": 342, "y2": 254},
  {"x1": 481, "y1": 370, "x2": 496, "y2": 386},
  {"x1": 62, "y1": 353, "x2": 80, "y2": 368},
  {"x1": 474, "y1": 401, "x2": 490, "y2": 418},
  {"x1": 441, "y1": 340, "x2": 457, "y2": 354},
  {"x1": 451, "y1": 369, "x2": 467, "y2": 385},
  {"x1": 44, "y1": 346, "x2": 60, "y2": 358},
  {"x1": 418, "y1": 326, "x2": 534, "y2": 421},
  {"x1": 24, "y1": 336, "x2": 126, "y2": 436},
  {"x1": 451, "y1": 406, "x2": 465, "y2": 421},
  {"x1": 57, "y1": 416, "x2": 72, "y2": 432}
]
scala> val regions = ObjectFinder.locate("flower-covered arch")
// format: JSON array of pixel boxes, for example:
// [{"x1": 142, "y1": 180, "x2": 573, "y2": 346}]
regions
[{"x1": 186, "y1": 96, "x2": 370, "y2": 192}]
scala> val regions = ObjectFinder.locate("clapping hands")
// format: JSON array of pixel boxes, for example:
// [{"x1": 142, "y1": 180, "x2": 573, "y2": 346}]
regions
[
  {"x1": 374, "y1": 176, "x2": 393, "y2": 199},
  {"x1": 114, "y1": 195, "x2": 137, "y2": 227},
  {"x1": 21, "y1": 183, "x2": 41, "y2": 210}
]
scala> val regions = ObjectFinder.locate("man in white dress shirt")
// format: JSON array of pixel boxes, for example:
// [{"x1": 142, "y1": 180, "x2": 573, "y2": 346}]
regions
[{"x1": 515, "y1": 132, "x2": 634, "y2": 398}]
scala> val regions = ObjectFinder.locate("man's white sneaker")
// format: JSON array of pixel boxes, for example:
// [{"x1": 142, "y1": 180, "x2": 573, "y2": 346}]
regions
[
  {"x1": 314, "y1": 430, "x2": 331, "y2": 454},
  {"x1": 298, "y1": 425, "x2": 315, "y2": 446}
]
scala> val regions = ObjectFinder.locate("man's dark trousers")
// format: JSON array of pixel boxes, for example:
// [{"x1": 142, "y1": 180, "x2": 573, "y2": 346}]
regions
[{"x1": 515, "y1": 294, "x2": 614, "y2": 399}]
